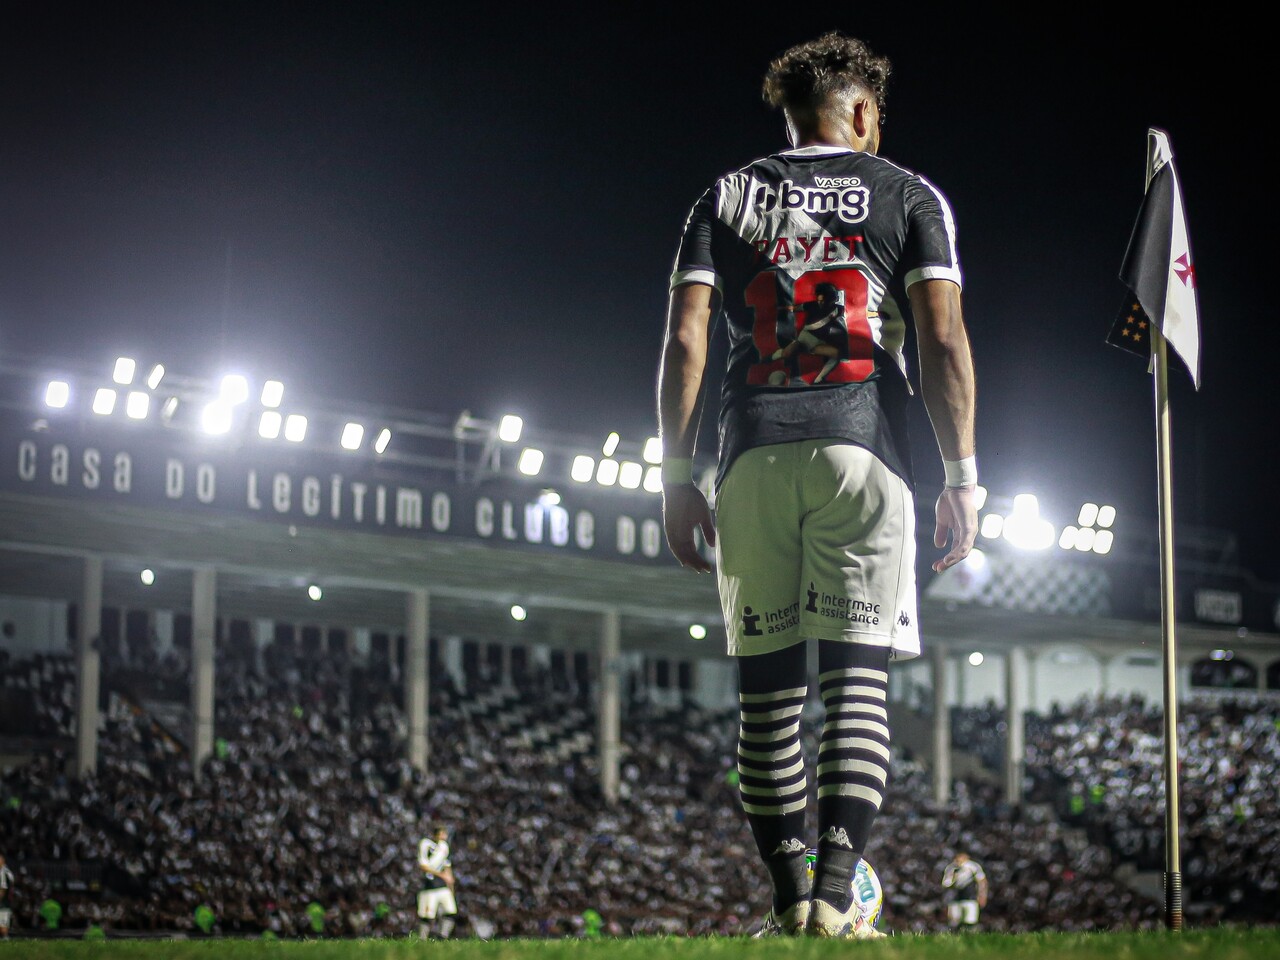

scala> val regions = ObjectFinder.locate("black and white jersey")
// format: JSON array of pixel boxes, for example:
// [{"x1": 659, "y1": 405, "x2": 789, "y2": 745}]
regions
[
  {"x1": 670, "y1": 144, "x2": 962, "y2": 490},
  {"x1": 0, "y1": 863, "x2": 12, "y2": 900},
  {"x1": 418, "y1": 837, "x2": 451, "y2": 890},
  {"x1": 942, "y1": 858, "x2": 986, "y2": 901}
]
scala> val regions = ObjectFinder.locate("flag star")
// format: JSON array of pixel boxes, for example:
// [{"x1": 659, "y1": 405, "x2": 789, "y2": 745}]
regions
[
  {"x1": 1138, "y1": 320, "x2": 1147, "y2": 329},
  {"x1": 1122, "y1": 329, "x2": 1132, "y2": 339}
]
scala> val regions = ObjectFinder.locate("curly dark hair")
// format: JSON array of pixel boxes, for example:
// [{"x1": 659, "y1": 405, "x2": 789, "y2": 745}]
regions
[{"x1": 762, "y1": 31, "x2": 891, "y2": 125}]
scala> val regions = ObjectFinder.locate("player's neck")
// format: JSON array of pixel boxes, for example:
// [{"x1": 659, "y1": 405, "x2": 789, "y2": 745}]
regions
[{"x1": 792, "y1": 123, "x2": 869, "y2": 154}]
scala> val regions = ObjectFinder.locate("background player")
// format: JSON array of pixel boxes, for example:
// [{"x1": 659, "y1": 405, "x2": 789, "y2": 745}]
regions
[
  {"x1": 659, "y1": 30, "x2": 978, "y2": 939},
  {"x1": 417, "y1": 825, "x2": 457, "y2": 939},
  {"x1": 0, "y1": 852, "x2": 13, "y2": 938},
  {"x1": 942, "y1": 851, "x2": 988, "y2": 930}
]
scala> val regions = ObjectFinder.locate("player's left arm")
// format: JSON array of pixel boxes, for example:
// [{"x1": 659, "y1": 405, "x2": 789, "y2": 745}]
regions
[
  {"x1": 976, "y1": 865, "x2": 988, "y2": 907},
  {"x1": 658, "y1": 281, "x2": 717, "y2": 573}
]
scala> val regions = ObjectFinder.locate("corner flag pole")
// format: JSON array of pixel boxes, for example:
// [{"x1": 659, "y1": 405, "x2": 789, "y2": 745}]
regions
[{"x1": 1153, "y1": 329, "x2": 1183, "y2": 931}]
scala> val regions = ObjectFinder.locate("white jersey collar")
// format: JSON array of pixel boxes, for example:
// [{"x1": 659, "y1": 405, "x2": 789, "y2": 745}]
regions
[{"x1": 781, "y1": 145, "x2": 856, "y2": 157}]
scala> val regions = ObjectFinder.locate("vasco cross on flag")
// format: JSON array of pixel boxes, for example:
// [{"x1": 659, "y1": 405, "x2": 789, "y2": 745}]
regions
[{"x1": 1106, "y1": 127, "x2": 1201, "y2": 389}]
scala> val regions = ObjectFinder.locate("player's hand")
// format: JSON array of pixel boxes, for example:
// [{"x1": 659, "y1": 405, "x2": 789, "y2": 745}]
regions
[
  {"x1": 663, "y1": 483, "x2": 715, "y2": 573},
  {"x1": 933, "y1": 485, "x2": 978, "y2": 573}
]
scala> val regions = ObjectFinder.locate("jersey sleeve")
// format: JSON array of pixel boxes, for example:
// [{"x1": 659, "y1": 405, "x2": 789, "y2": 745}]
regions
[
  {"x1": 900, "y1": 175, "x2": 962, "y2": 291},
  {"x1": 421, "y1": 840, "x2": 449, "y2": 872},
  {"x1": 669, "y1": 186, "x2": 723, "y2": 295}
]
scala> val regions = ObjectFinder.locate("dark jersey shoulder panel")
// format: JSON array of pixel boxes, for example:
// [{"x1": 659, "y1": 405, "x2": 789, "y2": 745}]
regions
[{"x1": 670, "y1": 145, "x2": 962, "y2": 491}]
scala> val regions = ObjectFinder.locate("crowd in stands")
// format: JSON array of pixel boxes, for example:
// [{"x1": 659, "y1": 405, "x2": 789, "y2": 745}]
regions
[{"x1": 6, "y1": 634, "x2": 1275, "y2": 937}]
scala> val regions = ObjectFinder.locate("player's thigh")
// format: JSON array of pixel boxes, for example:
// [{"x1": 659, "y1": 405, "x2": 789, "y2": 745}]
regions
[
  {"x1": 715, "y1": 443, "x2": 805, "y2": 656},
  {"x1": 439, "y1": 889, "x2": 458, "y2": 916},
  {"x1": 797, "y1": 442, "x2": 918, "y2": 653}
]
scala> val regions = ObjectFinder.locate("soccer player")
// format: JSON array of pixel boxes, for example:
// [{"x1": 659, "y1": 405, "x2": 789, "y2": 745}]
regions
[
  {"x1": 658, "y1": 31, "x2": 978, "y2": 939},
  {"x1": 0, "y1": 852, "x2": 13, "y2": 938},
  {"x1": 417, "y1": 825, "x2": 457, "y2": 939},
  {"x1": 942, "y1": 852, "x2": 988, "y2": 930}
]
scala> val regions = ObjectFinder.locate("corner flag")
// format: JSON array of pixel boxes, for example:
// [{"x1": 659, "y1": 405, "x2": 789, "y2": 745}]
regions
[{"x1": 1106, "y1": 128, "x2": 1201, "y2": 388}]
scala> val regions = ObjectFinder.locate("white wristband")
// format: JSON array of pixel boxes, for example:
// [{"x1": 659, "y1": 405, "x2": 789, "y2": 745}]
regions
[
  {"x1": 943, "y1": 456, "x2": 977, "y2": 488},
  {"x1": 661, "y1": 457, "x2": 694, "y2": 486}
]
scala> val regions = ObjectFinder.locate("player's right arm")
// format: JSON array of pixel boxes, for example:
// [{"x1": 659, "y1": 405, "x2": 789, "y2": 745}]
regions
[
  {"x1": 658, "y1": 281, "x2": 717, "y2": 573},
  {"x1": 910, "y1": 278, "x2": 977, "y2": 573}
]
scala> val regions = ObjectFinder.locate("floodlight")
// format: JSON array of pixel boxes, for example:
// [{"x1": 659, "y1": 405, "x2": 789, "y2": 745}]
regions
[
  {"x1": 140, "y1": 568, "x2": 155, "y2": 586},
  {"x1": 1078, "y1": 502, "x2": 1100, "y2": 527},
  {"x1": 220, "y1": 374, "x2": 249, "y2": 405},
  {"x1": 1059, "y1": 526, "x2": 1079, "y2": 550},
  {"x1": 1097, "y1": 505, "x2": 1116, "y2": 528},
  {"x1": 308, "y1": 584, "x2": 323, "y2": 601},
  {"x1": 1003, "y1": 493, "x2": 1054, "y2": 550},
  {"x1": 45, "y1": 381, "x2": 70, "y2": 409},
  {"x1": 1093, "y1": 530, "x2": 1114, "y2": 555},
  {"x1": 201, "y1": 400, "x2": 232, "y2": 434},
  {"x1": 258, "y1": 411, "x2": 282, "y2": 439},
  {"x1": 341, "y1": 422, "x2": 365, "y2": 451},
  {"x1": 973, "y1": 485, "x2": 988, "y2": 510},
  {"x1": 160, "y1": 397, "x2": 179, "y2": 422},
  {"x1": 538, "y1": 489, "x2": 561, "y2": 506},
  {"x1": 92, "y1": 388, "x2": 117, "y2": 415},
  {"x1": 284, "y1": 414, "x2": 307, "y2": 442},
  {"x1": 596, "y1": 459, "x2": 619, "y2": 486},
  {"x1": 643, "y1": 437, "x2": 663, "y2": 464},
  {"x1": 689, "y1": 624, "x2": 707, "y2": 640},
  {"x1": 602, "y1": 432, "x2": 620, "y2": 457},
  {"x1": 979, "y1": 513, "x2": 1004, "y2": 540},
  {"x1": 125, "y1": 391, "x2": 149, "y2": 419},
  {"x1": 510, "y1": 604, "x2": 527, "y2": 622},
  {"x1": 1074, "y1": 527, "x2": 1096, "y2": 552},
  {"x1": 146, "y1": 364, "x2": 165, "y2": 390},
  {"x1": 571, "y1": 455, "x2": 595, "y2": 483},
  {"x1": 113, "y1": 357, "x2": 136, "y2": 385},
  {"x1": 518, "y1": 448, "x2": 544, "y2": 476},
  {"x1": 643, "y1": 466, "x2": 662, "y2": 493},
  {"x1": 619, "y1": 461, "x2": 643, "y2": 489},
  {"x1": 499, "y1": 415, "x2": 523, "y2": 443},
  {"x1": 261, "y1": 380, "x2": 284, "y2": 408},
  {"x1": 374, "y1": 428, "x2": 392, "y2": 454},
  {"x1": 968, "y1": 652, "x2": 984, "y2": 666}
]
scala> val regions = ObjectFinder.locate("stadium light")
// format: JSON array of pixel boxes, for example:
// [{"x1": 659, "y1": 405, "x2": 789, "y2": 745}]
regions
[
  {"x1": 1002, "y1": 493, "x2": 1055, "y2": 551},
  {"x1": 689, "y1": 624, "x2": 707, "y2": 640},
  {"x1": 1093, "y1": 530, "x2": 1114, "y2": 555},
  {"x1": 643, "y1": 437, "x2": 663, "y2": 464},
  {"x1": 538, "y1": 489, "x2": 561, "y2": 506},
  {"x1": 618, "y1": 461, "x2": 643, "y2": 489},
  {"x1": 979, "y1": 513, "x2": 1004, "y2": 540},
  {"x1": 510, "y1": 604, "x2": 527, "y2": 622},
  {"x1": 1078, "y1": 502, "x2": 1100, "y2": 527},
  {"x1": 968, "y1": 652, "x2": 984, "y2": 666},
  {"x1": 341, "y1": 422, "x2": 365, "y2": 451},
  {"x1": 140, "y1": 568, "x2": 155, "y2": 586},
  {"x1": 220, "y1": 374, "x2": 249, "y2": 405},
  {"x1": 92, "y1": 388, "x2": 117, "y2": 416},
  {"x1": 113, "y1": 357, "x2": 136, "y2": 385},
  {"x1": 643, "y1": 466, "x2": 662, "y2": 493},
  {"x1": 284, "y1": 414, "x2": 307, "y2": 442},
  {"x1": 518, "y1": 448, "x2": 544, "y2": 476},
  {"x1": 1097, "y1": 505, "x2": 1116, "y2": 528},
  {"x1": 1059, "y1": 525, "x2": 1079, "y2": 550},
  {"x1": 45, "y1": 381, "x2": 70, "y2": 409},
  {"x1": 1074, "y1": 527, "x2": 1096, "y2": 552},
  {"x1": 308, "y1": 584, "x2": 322, "y2": 601},
  {"x1": 261, "y1": 380, "x2": 284, "y2": 408},
  {"x1": 201, "y1": 400, "x2": 232, "y2": 434},
  {"x1": 571, "y1": 455, "x2": 595, "y2": 483},
  {"x1": 125, "y1": 391, "x2": 149, "y2": 420},
  {"x1": 160, "y1": 397, "x2": 179, "y2": 423},
  {"x1": 973, "y1": 485, "x2": 988, "y2": 511},
  {"x1": 499, "y1": 415, "x2": 523, "y2": 443},
  {"x1": 596, "y1": 459, "x2": 619, "y2": 486},
  {"x1": 258, "y1": 411, "x2": 282, "y2": 439},
  {"x1": 374, "y1": 428, "x2": 392, "y2": 454},
  {"x1": 602, "y1": 432, "x2": 620, "y2": 457},
  {"x1": 146, "y1": 364, "x2": 165, "y2": 390}
]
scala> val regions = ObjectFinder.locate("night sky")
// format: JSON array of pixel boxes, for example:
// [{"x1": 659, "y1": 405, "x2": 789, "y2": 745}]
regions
[{"x1": 1, "y1": 6, "x2": 1274, "y2": 582}]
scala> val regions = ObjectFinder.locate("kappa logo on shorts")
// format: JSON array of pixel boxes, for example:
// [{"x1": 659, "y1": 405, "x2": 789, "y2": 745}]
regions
[{"x1": 898, "y1": 611, "x2": 911, "y2": 627}]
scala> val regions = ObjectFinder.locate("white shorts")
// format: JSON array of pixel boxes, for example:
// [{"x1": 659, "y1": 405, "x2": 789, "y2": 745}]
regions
[
  {"x1": 948, "y1": 900, "x2": 980, "y2": 925},
  {"x1": 0, "y1": 906, "x2": 10, "y2": 928},
  {"x1": 418, "y1": 887, "x2": 457, "y2": 919},
  {"x1": 715, "y1": 440, "x2": 920, "y2": 659}
]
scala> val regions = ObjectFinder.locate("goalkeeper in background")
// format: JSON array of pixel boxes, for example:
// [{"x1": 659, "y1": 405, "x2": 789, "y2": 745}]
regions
[{"x1": 417, "y1": 825, "x2": 458, "y2": 939}]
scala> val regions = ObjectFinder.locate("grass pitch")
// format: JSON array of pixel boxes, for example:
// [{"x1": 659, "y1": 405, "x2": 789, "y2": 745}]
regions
[{"x1": 3, "y1": 928, "x2": 1280, "y2": 960}]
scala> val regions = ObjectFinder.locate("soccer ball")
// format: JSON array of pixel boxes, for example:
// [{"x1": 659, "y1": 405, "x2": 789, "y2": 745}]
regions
[{"x1": 806, "y1": 850, "x2": 885, "y2": 928}]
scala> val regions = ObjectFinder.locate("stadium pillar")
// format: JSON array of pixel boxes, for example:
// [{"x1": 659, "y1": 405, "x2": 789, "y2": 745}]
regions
[
  {"x1": 74, "y1": 554, "x2": 103, "y2": 779},
  {"x1": 191, "y1": 566, "x2": 216, "y2": 782},
  {"x1": 598, "y1": 608, "x2": 621, "y2": 804},
  {"x1": 253, "y1": 618, "x2": 273, "y2": 676},
  {"x1": 1098, "y1": 652, "x2": 1115, "y2": 696},
  {"x1": 405, "y1": 589, "x2": 430, "y2": 773},
  {"x1": 1004, "y1": 645, "x2": 1028, "y2": 807},
  {"x1": 931, "y1": 645, "x2": 952, "y2": 806}
]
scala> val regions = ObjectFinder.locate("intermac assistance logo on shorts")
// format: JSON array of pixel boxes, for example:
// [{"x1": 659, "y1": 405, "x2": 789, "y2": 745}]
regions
[
  {"x1": 805, "y1": 582, "x2": 882, "y2": 626},
  {"x1": 741, "y1": 602, "x2": 799, "y2": 636}
]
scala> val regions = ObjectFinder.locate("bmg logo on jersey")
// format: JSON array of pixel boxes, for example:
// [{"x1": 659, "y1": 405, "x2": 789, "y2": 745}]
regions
[{"x1": 753, "y1": 177, "x2": 870, "y2": 223}]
